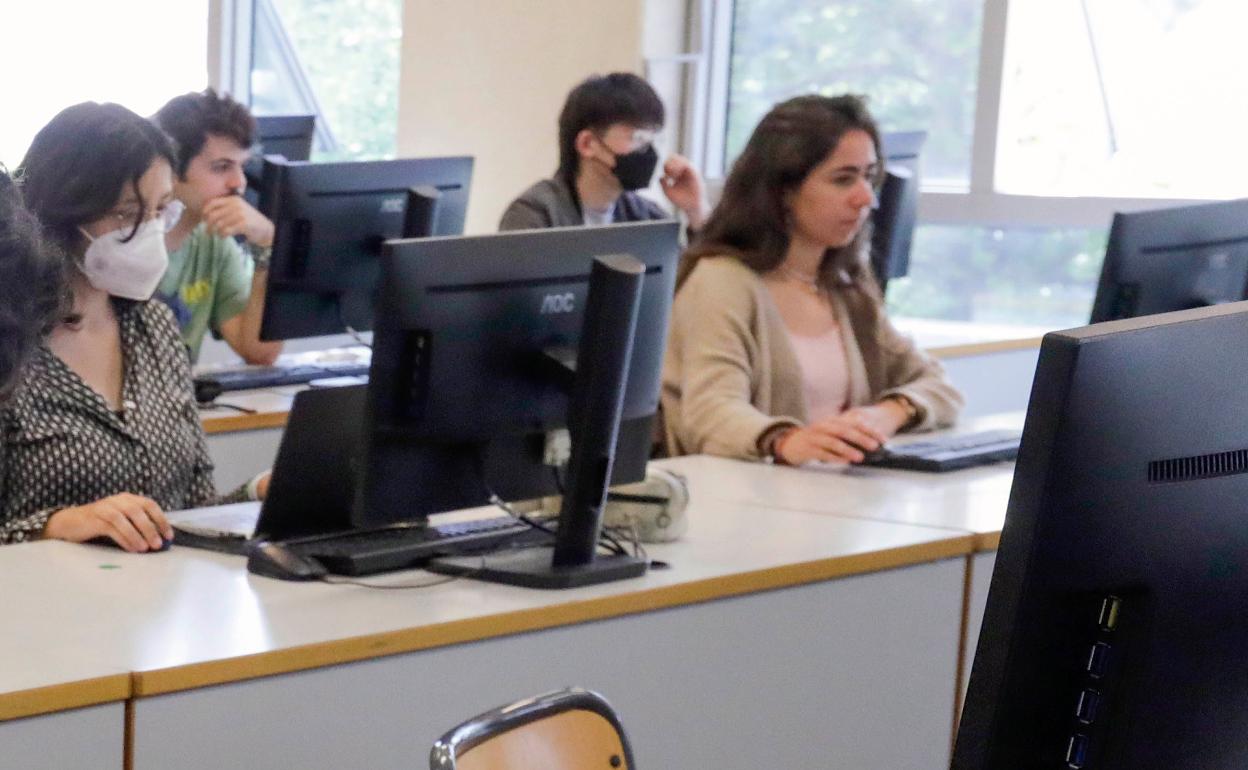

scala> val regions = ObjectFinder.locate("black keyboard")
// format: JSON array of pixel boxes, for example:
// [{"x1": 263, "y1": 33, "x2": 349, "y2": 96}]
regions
[
  {"x1": 195, "y1": 361, "x2": 370, "y2": 393},
  {"x1": 284, "y1": 515, "x2": 551, "y2": 576},
  {"x1": 862, "y1": 429, "x2": 1021, "y2": 472}
]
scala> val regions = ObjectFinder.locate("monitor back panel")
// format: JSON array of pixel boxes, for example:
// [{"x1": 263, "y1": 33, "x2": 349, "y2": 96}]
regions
[
  {"x1": 259, "y1": 156, "x2": 474, "y2": 340},
  {"x1": 955, "y1": 302, "x2": 1248, "y2": 769},
  {"x1": 1090, "y1": 198, "x2": 1248, "y2": 322}
]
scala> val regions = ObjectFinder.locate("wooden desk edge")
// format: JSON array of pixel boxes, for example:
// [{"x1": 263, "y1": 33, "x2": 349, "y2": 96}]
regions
[
  {"x1": 202, "y1": 411, "x2": 289, "y2": 434},
  {"x1": 132, "y1": 534, "x2": 975, "y2": 697},
  {"x1": 0, "y1": 674, "x2": 131, "y2": 722},
  {"x1": 975, "y1": 531, "x2": 1001, "y2": 551},
  {"x1": 928, "y1": 337, "x2": 1042, "y2": 359}
]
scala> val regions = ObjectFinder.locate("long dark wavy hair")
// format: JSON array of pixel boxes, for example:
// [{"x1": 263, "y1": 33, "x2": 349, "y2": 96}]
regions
[
  {"x1": 0, "y1": 168, "x2": 63, "y2": 397},
  {"x1": 678, "y1": 94, "x2": 885, "y2": 312}
]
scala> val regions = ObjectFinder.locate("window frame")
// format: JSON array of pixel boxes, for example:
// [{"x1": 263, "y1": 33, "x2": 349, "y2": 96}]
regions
[
  {"x1": 209, "y1": 0, "x2": 339, "y2": 154},
  {"x1": 694, "y1": 0, "x2": 1211, "y2": 232}
]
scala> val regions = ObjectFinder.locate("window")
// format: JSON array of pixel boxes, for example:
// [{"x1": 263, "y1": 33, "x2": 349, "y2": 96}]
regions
[
  {"x1": 997, "y1": 0, "x2": 1248, "y2": 199},
  {"x1": 726, "y1": 0, "x2": 983, "y2": 188},
  {"x1": 886, "y1": 225, "x2": 1107, "y2": 331},
  {"x1": 248, "y1": 0, "x2": 402, "y2": 160},
  {"x1": 0, "y1": 3, "x2": 209, "y2": 167},
  {"x1": 704, "y1": 0, "x2": 1239, "y2": 337}
]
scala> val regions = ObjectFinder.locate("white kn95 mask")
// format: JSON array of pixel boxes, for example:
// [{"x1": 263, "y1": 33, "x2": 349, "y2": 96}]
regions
[{"x1": 77, "y1": 218, "x2": 170, "y2": 301}]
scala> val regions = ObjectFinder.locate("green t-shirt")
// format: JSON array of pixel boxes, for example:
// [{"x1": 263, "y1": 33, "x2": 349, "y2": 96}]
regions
[{"x1": 157, "y1": 224, "x2": 253, "y2": 362}]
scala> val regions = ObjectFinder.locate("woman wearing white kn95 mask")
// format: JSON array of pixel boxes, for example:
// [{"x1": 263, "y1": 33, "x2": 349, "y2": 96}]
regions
[{"x1": 0, "y1": 103, "x2": 253, "y2": 553}]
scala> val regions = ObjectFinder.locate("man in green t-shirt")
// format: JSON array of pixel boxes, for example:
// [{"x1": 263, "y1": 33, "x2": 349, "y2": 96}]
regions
[{"x1": 154, "y1": 90, "x2": 283, "y2": 364}]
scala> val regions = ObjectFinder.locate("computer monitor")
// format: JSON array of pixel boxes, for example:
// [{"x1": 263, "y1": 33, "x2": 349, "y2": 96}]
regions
[
  {"x1": 870, "y1": 130, "x2": 925, "y2": 292},
  {"x1": 254, "y1": 114, "x2": 315, "y2": 161},
  {"x1": 954, "y1": 300, "x2": 1248, "y2": 769},
  {"x1": 1089, "y1": 198, "x2": 1248, "y2": 323},
  {"x1": 363, "y1": 220, "x2": 681, "y2": 587},
  {"x1": 242, "y1": 114, "x2": 316, "y2": 207},
  {"x1": 257, "y1": 155, "x2": 474, "y2": 340}
]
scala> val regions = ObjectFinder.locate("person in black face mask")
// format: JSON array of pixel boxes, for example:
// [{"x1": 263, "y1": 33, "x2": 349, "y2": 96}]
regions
[{"x1": 499, "y1": 72, "x2": 708, "y2": 232}]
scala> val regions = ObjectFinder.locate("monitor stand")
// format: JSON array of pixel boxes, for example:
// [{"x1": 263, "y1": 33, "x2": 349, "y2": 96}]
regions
[
  {"x1": 425, "y1": 548, "x2": 647, "y2": 590},
  {"x1": 428, "y1": 254, "x2": 651, "y2": 591}
]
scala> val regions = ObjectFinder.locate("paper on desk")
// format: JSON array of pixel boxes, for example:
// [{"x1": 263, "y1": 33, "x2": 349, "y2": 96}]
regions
[{"x1": 166, "y1": 502, "x2": 262, "y2": 538}]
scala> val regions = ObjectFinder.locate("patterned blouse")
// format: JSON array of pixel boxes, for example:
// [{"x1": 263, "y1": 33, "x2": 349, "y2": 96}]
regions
[{"x1": 0, "y1": 300, "x2": 245, "y2": 543}]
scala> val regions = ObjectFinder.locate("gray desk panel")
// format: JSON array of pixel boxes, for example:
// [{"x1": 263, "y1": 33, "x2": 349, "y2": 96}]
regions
[
  {"x1": 963, "y1": 550, "x2": 998, "y2": 699},
  {"x1": 205, "y1": 426, "x2": 283, "y2": 493},
  {"x1": 0, "y1": 703, "x2": 123, "y2": 770},
  {"x1": 942, "y1": 348, "x2": 1039, "y2": 418},
  {"x1": 133, "y1": 558, "x2": 963, "y2": 769}
]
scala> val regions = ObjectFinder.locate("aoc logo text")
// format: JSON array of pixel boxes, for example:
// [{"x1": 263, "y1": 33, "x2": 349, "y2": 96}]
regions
[{"x1": 540, "y1": 293, "x2": 576, "y2": 314}]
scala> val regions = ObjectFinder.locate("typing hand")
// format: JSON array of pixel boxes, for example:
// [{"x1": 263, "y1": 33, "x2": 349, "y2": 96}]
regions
[
  {"x1": 775, "y1": 413, "x2": 888, "y2": 465},
  {"x1": 202, "y1": 194, "x2": 275, "y2": 248},
  {"x1": 44, "y1": 493, "x2": 173, "y2": 553},
  {"x1": 843, "y1": 401, "x2": 910, "y2": 439},
  {"x1": 660, "y1": 154, "x2": 708, "y2": 230}
]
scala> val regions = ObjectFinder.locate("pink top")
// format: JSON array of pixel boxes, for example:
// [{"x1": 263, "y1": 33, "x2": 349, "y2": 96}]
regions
[{"x1": 785, "y1": 326, "x2": 851, "y2": 422}]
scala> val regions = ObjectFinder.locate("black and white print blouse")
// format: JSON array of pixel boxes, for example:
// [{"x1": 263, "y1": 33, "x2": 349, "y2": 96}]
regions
[{"x1": 0, "y1": 300, "x2": 245, "y2": 543}]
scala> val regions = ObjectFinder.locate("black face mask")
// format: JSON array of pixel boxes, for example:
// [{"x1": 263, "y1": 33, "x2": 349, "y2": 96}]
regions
[{"x1": 611, "y1": 144, "x2": 659, "y2": 191}]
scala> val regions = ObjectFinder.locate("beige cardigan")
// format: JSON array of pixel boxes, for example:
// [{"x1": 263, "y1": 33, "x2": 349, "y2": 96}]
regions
[{"x1": 661, "y1": 256, "x2": 964, "y2": 459}]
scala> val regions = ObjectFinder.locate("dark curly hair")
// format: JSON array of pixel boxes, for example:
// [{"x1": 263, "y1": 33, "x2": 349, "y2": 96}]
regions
[
  {"x1": 154, "y1": 89, "x2": 256, "y2": 177},
  {"x1": 0, "y1": 168, "x2": 63, "y2": 399}
]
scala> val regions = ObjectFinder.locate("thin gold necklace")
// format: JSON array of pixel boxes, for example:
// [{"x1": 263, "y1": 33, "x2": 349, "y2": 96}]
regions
[{"x1": 778, "y1": 265, "x2": 822, "y2": 295}]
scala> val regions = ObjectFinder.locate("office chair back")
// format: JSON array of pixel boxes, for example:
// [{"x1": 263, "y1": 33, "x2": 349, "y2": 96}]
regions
[{"x1": 429, "y1": 687, "x2": 634, "y2": 770}]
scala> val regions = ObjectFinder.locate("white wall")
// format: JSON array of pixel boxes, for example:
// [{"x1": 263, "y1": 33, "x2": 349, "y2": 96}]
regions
[{"x1": 397, "y1": 1, "x2": 647, "y2": 234}]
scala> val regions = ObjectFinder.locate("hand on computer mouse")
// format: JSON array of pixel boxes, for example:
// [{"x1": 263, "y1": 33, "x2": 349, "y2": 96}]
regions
[
  {"x1": 86, "y1": 534, "x2": 173, "y2": 552},
  {"x1": 43, "y1": 493, "x2": 174, "y2": 553},
  {"x1": 775, "y1": 414, "x2": 888, "y2": 465}
]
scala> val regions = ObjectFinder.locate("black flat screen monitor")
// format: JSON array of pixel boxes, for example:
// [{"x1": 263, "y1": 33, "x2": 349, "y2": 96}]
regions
[
  {"x1": 257, "y1": 155, "x2": 473, "y2": 340},
  {"x1": 870, "y1": 130, "x2": 925, "y2": 292},
  {"x1": 362, "y1": 221, "x2": 680, "y2": 586},
  {"x1": 243, "y1": 114, "x2": 315, "y2": 206},
  {"x1": 254, "y1": 114, "x2": 315, "y2": 161},
  {"x1": 954, "y1": 300, "x2": 1248, "y2": 769},
  {"x1": 1089, "y1": 198, "x2": 1248, "y2": 322}
]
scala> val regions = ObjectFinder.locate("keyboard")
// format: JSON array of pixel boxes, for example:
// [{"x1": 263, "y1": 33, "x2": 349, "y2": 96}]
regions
[
  {"x1": 194, "y1": 361, "x2": 370, "y2": 393},
  {"x1": 283, "y1": 515, "x2": 552, "y2": 576},
  {"x1": 862, "y1": 429, "x2": 1021, "y2": 472}
]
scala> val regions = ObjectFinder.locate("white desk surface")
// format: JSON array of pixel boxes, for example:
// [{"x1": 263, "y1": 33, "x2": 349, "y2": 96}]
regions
[
  {"x1": 0, "y1": 495, "x2": 972, "y2": 717},
  {"x1": 198, "y1": 386, "x2": 300, "y2": 434},
  {"x1": 0, "y1": 576, "x2": 130, "y2": 720},
  {"x1": 657, "y1": 413, "x2": 1024, "y2": 551}
]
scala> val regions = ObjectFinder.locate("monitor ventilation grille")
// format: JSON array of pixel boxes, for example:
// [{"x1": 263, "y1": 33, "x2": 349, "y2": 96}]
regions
[{"x1": 1148, "y1": 449, "x2": 1248, "y2": 484}]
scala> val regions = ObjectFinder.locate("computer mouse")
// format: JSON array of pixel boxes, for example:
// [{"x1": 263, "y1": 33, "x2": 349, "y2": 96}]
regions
[
  {"x1": 86, "y1": 535, "x2": 173, "y2": 552},
  {"x1": 246, "y1": 541, "x2": 328, "y2": 581},
  {"x1": 192, "y1": 376, "x2": 223, "y2": 405}
]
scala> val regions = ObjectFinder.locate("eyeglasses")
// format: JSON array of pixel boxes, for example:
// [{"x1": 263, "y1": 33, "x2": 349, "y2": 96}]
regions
[
  {"x1": 102, "y1": 199, "x2": 184, "y2": 234},
  {"x1": 595, "y1": 128, "x2": 660, "y2": 154}
]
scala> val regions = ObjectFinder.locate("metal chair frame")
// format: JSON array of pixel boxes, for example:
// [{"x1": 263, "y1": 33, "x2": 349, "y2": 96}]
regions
[{"x1": 429, "y1": 687, "x2": 634, "y2": 770}]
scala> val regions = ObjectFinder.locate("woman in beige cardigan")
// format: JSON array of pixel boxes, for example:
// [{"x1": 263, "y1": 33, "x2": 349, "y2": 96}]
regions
[{"x1": 661, "y1": 94, "x2": 963, "y2": 464}]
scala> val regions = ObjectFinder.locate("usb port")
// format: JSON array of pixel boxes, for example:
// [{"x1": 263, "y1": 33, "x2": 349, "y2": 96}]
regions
[
  {"x1": 1087, "y1": 642, "x2": 1111, "y2": 678},
  {"x1": 1098, "y1": 595, "x2": 1121, "y2": 631},
  {"x1": 1066, "y1": 734, "x2": 1089, "y2": 768},
  {"x1": 1075, "y1": 689, "x2": 1101, "y2": 724}
]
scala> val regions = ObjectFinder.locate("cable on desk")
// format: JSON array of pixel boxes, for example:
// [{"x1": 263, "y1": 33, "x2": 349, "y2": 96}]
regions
[{"x1": 196, "y1": 401, "x2": 258, "y2": 415}]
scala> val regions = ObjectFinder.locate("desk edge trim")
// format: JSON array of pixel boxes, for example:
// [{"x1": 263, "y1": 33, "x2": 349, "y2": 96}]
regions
[{"x1": 131, "y1": 535, "x2": 975, "y2": 696}]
